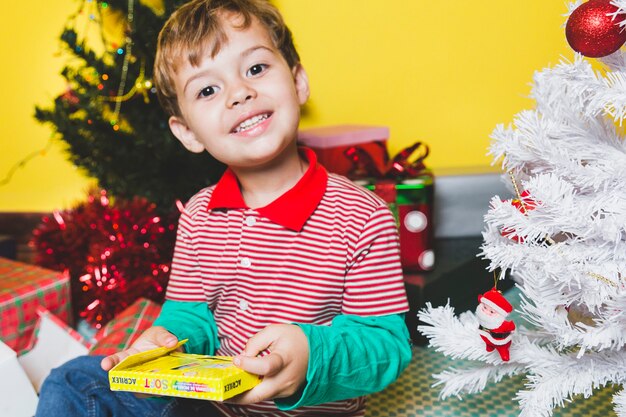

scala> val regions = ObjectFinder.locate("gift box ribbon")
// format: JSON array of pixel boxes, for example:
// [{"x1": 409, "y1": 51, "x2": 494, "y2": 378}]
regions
[{"x1": 344, "y1": 141, "x2": 430, "y2": 179}]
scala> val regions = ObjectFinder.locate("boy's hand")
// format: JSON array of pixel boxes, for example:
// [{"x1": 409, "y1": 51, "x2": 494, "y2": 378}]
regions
[
  {"x1": 100, "y1": 326, "x2": 179, "y2": 371},
  {"x1": 229, "y1": 324, "x2": 309, "y2": 404}
]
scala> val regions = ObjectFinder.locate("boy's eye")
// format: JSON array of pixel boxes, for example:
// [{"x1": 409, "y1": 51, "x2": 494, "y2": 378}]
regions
[
  {"x1": 247, "y1": 64, "x2": 268, "y2": 77},
  {"x1": 198, "y1": 86, "x2": 219, "y2": 98}
]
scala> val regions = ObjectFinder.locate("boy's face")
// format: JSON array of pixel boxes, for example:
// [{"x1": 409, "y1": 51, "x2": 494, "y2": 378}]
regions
[{"x1": 168, "y1": 13, "x2": 309, "y2": 170}]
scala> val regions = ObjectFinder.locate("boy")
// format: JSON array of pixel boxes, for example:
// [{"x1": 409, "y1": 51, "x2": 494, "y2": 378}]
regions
[{"x1": 35, "y1": 1, "x2": 412, "y2": 416}]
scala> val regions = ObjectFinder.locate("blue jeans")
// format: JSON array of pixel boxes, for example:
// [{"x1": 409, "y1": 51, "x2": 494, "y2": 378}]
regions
[{"x1": 35, "y1": 355, "x2": 218, "y2": 417}]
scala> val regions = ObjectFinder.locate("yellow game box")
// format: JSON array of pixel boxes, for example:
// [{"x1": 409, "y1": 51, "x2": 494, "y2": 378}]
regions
[{"x1": 108, "y1": 340, "x2": 260, "y2": 401}]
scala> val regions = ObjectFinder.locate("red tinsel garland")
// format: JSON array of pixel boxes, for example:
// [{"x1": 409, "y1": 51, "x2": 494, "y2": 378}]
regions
[{"x1": 31, "y1": 190, "x2": 178, "y2": 329}]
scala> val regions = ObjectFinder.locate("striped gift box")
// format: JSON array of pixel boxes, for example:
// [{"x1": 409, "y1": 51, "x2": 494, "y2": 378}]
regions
[
  {"x1": 0, "y1": 257, "x2": 71, "y2": 355},
  {"x1": 89, "y1": 298, "x2": 161, "y2": 356}
]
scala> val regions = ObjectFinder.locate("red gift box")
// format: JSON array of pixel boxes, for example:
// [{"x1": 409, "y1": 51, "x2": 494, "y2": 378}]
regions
[
  {"x1": 298, "y1": 125, "x2": 389, "y2": 176},
  {"x1": 0, "y1": 257, "x2": 71, "y2": 354},
  {"x1": 89, "y1": 297, "x2": 161, "y2": 356},
  {"x1": 349, "y1": 141, "x2": 435, "y2": 272},
  {"x1": 364, "y1": 176, "x2": 435, "y2": 272}
]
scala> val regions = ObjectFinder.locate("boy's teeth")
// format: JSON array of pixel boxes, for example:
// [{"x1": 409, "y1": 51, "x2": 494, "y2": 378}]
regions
[{"x1": 234, "y1": 114, "x2": 269, "y2": 133}]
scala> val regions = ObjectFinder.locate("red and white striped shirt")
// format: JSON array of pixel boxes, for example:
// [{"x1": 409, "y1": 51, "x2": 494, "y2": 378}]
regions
[{"x1": 166, "y1": 148, "x2": 409, "y2": 416}]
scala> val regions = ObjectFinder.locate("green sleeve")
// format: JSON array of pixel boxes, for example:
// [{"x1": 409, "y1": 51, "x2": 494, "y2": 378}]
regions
[
  {"x1": 275, "y1": 313, "x2": 412, "y2": 410},
  {"x1": 152, "y1": 299, "x2": 220, "y2": 355}
]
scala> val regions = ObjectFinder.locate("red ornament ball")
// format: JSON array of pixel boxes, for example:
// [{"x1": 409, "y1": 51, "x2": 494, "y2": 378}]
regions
[
  {"x1": 566, "y1": 0, "x2": 626, "y2": 57},
  {"x1": 500, "y1": 190, "x2": 538, "y2": 243}
]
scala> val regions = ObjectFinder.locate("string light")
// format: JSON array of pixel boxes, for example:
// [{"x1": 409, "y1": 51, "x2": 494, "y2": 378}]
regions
[
  {"x1": 0, "y1": 134, "x2": 55, "y2": 187},
  {"x1": 109, "y1": 0, "x2": 135, "y2": 130},
  {"x1": 3, "y1": 0, "x2": 145, "y2": 186},
  {"x1": 100, "y1": 62, "x2": 152, "y2": 105}
]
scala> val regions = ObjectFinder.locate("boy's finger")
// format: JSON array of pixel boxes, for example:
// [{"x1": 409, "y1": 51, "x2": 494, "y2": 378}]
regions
[
  {"x1": 242, "y1": 326, "x2": 276, "y2": 356},
  {"x1": 100, "y1": 352, "x2": 127, "y2": 371},
  {"x1": 100, "y1": 346, "x2": 141, "y2": 371},
  {"x1": 101, "y1": 330, "x2": 177, "y2": 371},
  {"x1": 234, "y1": 352, "x2": 284, "y2": 377}
]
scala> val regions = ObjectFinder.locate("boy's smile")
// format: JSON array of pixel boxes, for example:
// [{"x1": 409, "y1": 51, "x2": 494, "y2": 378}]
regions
[
  {"x1": 167, "y1": 12, "x2": 309, "y2": 174},
  {"x1": 230, "y1": 111, "x2": 272, "y2": 135}
]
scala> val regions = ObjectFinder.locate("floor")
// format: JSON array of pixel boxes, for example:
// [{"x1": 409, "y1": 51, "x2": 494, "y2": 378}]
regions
[{"x1": 366, "y1": 344, "x2": 617, "y2": 417}]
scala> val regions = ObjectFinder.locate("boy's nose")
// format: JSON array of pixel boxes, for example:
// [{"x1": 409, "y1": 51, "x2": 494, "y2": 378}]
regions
[{"x1": 228, "y1": 82, "x2": 256, "y2": 108}]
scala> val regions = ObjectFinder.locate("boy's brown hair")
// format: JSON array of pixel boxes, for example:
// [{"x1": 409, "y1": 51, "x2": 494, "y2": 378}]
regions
[{"x1": 154, "y1": 0, "x2": 300, "y2": 117}]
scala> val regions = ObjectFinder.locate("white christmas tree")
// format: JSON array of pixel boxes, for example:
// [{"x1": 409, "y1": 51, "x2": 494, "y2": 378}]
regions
[{"x1": 418, "y1": 2, "x2": 626, "y2": 416}]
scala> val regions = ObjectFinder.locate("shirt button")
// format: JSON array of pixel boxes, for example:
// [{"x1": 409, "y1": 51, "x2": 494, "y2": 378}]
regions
[
  {"x1": 239, "y1": 299, "x2": 249, "y2": 311},
  {"x1": 245, "y1": 216, "x2": 256, "y2": 227},
  {"x1": 240, "y1": 257, "x2": 252, "y2": 268}
]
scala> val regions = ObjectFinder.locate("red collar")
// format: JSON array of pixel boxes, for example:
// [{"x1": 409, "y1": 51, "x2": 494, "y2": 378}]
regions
[{"x1": 207, "y1": 148, "x2": 328, "y2": 232}]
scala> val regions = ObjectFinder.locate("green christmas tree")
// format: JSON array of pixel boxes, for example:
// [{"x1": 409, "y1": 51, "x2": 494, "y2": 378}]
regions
[
  {"x1": 35, "y1": 0, "x2": 225, "y2": 211},
  {"x1": 31, "y1": 0, "x2": 227, "y2": 327}
]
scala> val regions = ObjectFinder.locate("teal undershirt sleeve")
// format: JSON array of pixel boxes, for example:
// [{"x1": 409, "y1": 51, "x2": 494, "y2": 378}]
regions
[
  {"x1": 152, "y1": 299, "x2": 220, "y2": 355},
  {"x1": 152, "y1": 301, "x2": 411, "y2": 409},
  {"x1": 275, "y1": 313, "x2": 412, "y2": 410}
]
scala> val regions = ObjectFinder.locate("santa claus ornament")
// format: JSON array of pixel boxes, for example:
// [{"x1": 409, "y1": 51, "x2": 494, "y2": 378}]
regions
[{"x1": 476, "y1": 288, "x2": 516, "y2": 361}]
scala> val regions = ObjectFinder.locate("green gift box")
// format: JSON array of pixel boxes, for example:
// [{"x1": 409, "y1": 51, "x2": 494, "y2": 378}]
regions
[{"x1": 360, "y1": 172, "x2": 435, "y2": 272}]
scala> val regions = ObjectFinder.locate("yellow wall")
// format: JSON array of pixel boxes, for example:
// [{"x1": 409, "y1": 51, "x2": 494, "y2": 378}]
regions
[{"x1": 1, "y1": 1, "x2": 572, "y2": 212}]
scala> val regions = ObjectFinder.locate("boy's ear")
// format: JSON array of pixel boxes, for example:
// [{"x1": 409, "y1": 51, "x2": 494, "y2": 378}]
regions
[
  {"x1": 292, "y1": 64, "x2": 310, "y2": 105},
  {"x1": 168, "y1": 116, "x2": 205, "y2": 153}
]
